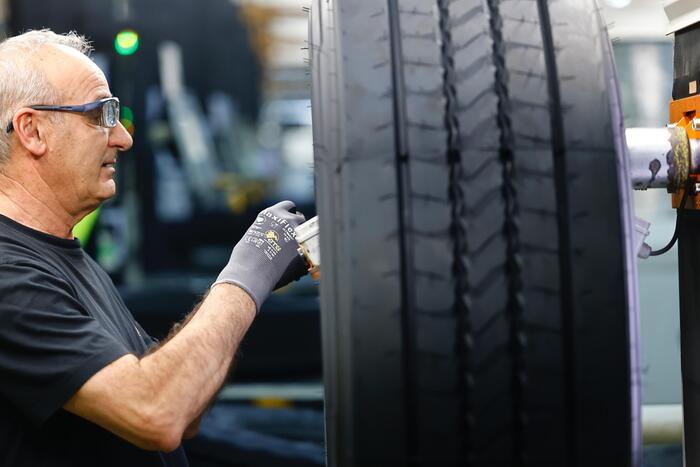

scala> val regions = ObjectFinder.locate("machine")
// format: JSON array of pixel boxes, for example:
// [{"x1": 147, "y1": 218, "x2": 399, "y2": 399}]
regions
[{"x1": 627, "y1": 1, "x2": 700, "y2": 465}]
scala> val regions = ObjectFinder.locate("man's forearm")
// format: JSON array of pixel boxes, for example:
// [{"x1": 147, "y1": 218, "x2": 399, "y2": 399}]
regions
[{"x1": 138, "y1": 283, "x2": 254, "y2": 432}]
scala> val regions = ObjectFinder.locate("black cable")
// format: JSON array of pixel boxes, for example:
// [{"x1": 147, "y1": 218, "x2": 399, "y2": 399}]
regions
[{"x1": 649, "y1": 180, "x2": 694, "y2": 256}]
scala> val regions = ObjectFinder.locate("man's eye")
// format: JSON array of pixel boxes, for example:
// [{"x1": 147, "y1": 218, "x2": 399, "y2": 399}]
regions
[{"x1": 84, "y1": 108, "x2": 102, "y2": 125}]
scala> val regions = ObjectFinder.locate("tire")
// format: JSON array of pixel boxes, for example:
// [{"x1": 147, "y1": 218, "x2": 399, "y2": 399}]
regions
[{"x1": 309, "y1": 1, "x2": 639, "y2": 466}]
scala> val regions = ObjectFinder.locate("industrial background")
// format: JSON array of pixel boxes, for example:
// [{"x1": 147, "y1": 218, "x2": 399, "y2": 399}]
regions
[{"x1": 0, "y1": 0, "x2": 688, "y2": 466}]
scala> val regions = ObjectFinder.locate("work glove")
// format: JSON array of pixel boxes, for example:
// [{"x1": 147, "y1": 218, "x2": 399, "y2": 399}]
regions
[
  {"x1": 213, "y1": 200, "x2": 308, "y2": 312},
  {"x1": 273, "y1": 254, "x2": 309, "y2": 291}
]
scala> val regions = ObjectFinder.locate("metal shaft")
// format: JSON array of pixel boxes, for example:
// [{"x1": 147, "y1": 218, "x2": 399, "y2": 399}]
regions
[{"x1": 627, "y1": 126, "x2": 694, "y2": 191}]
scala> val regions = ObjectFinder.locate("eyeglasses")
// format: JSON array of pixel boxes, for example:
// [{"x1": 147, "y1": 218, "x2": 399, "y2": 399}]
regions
[{"x1": 5, "y1": 97, "x2": 121, "y2": 133}]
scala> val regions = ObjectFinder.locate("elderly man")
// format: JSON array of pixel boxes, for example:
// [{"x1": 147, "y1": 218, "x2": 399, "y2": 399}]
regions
[{"x1": 0, "y1": 30, "x2": 307, "y2": 466}]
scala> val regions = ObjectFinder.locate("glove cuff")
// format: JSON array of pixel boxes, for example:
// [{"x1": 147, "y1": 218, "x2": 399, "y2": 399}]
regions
[{"x1": 211, "y1": 278, "x2": 261, "y2": 314}]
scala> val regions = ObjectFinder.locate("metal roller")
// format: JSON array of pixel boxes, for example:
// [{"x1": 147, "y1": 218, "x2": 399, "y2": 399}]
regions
[{"x1": 627, "y1": 126, "x2": 697, "y2": 191}]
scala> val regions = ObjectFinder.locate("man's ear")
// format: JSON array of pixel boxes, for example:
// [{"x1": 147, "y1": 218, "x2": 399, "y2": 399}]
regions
[{"x1": 12, "y1": 109, "x2": 47, "y2": 157}]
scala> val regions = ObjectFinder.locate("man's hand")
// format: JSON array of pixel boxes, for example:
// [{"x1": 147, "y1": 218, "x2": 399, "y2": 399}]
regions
[{"x1": 213, "y1": 200, "x2": 307, "y2": 311}]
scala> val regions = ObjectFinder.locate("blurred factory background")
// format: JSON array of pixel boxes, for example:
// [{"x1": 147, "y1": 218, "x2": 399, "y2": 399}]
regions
[{"x1": 0, "y1": 0, "x2": 683, "y2": 465}]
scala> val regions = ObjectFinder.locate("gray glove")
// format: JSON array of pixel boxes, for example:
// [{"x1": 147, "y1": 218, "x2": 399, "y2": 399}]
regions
[{"x1": 214, "y1": 200, "x2": 307, "y2": 312}]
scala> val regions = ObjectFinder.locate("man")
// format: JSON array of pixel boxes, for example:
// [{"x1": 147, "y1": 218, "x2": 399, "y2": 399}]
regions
[{"x1": 0, "y1": 30, "x2": 307, "y2": 466}]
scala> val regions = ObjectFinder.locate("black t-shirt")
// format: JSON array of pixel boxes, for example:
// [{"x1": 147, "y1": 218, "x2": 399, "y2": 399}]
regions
[{"x1": 0, "y1": 214, "x2": 188, "y2": 467}]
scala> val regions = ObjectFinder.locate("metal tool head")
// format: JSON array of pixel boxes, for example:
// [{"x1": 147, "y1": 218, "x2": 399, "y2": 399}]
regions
[{"x1": 294, "y1": 216, "x2": 320, "y2": 279}]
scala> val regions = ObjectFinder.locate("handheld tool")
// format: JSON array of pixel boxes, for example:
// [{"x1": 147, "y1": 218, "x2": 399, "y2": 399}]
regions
[{"x1": 294, "y1": 216, "x2": 320, "y2": 280}]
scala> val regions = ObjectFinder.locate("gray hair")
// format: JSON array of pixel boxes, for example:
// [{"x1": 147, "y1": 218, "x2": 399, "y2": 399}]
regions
[{"x1": 0, "y1": 29, "x2": 92, "y2": 166}]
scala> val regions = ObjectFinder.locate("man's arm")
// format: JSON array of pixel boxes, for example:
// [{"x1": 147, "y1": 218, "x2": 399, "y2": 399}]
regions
[
  {"x1": 64, "y1": 282, "x2": 254, "y2": 451},
  {"x1": 64, "y1": 200, "x2": 306, "y2": 451}
]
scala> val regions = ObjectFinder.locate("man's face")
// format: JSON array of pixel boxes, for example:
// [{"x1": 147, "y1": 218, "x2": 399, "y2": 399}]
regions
[{"x1": 35, "y1": 45, "x2": 133, "y2": 215}]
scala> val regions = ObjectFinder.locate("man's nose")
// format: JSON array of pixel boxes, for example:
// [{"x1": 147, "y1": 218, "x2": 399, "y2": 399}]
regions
[{"x1": 109, "y1": 121, "x2": 133, "y2": 152}]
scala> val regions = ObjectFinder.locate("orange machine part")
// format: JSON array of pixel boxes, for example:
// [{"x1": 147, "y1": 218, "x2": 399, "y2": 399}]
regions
[{"x1": 670, "y1": 95, "x2": 700, "y2": 209}]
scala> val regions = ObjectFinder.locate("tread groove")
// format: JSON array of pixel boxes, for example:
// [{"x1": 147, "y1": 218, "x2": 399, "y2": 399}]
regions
[
  {"x1": 486, "y1": 0, "x2": 527, "y2": 463},
  {"x1": 437, "y1": 0, "x2": 474, "y2": 463},
  {"x1": 536, "y1": 0, "x2": 576, "y2": 465},
  {"x1": 388, "y1": 1, "x2": 420, "y2": 464}
]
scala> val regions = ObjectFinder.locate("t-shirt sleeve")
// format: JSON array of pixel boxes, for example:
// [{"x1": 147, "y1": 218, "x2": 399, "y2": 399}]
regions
[{"x1": 0, "y1": 261, "x2": 131, "y2": 426}]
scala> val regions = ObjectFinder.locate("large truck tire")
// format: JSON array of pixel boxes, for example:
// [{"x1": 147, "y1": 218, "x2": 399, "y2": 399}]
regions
[{"x1": 309, "y1": 1, "x2": 640, "y2": 466}]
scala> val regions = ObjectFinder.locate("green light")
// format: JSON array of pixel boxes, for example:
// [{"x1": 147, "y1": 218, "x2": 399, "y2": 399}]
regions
[
  {"x1": 120, "y1": 105, "x2": 134, "y2": 135},
  {"x1": 115, "y1": 30, "x2": 139, "y2": 56},
  {"x1": 73, "y1": 207, "x2": 101, "y2": 244},
  {"x1": 120, "y1": 105, "x2": 134, "y2": 125}
]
